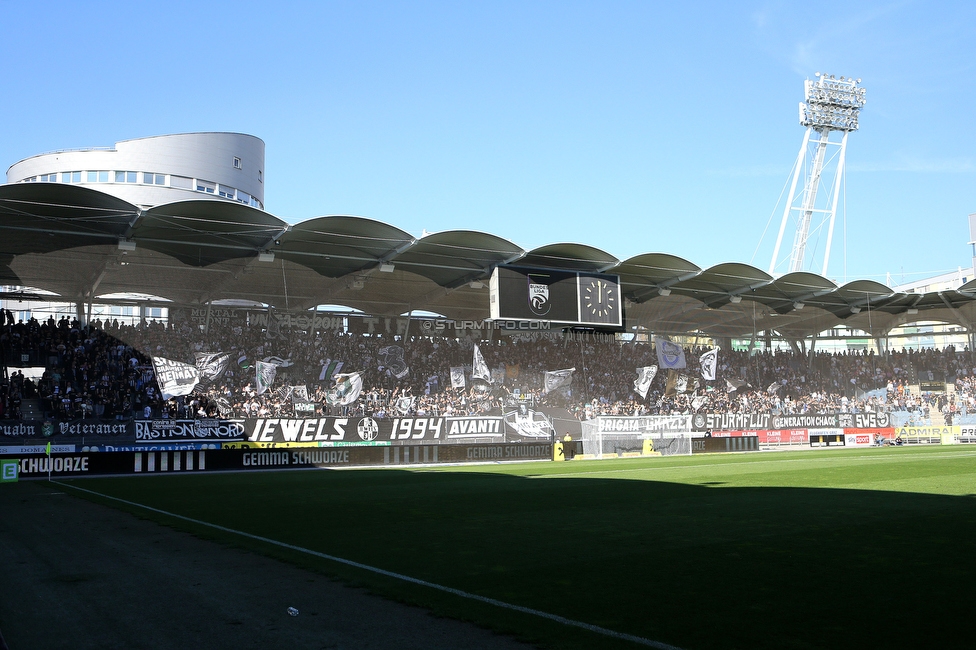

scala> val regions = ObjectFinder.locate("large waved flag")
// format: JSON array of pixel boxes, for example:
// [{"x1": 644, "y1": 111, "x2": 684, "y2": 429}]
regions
[
  {"x1": 543, "y1": 368, "x2": 575, "y2": 394},
  {"x1": 326, "y1": 372, "x2": 363, "y2": 406},
  {"x1": 699, "y1": 347, "x2": 719, "y2": 381},
  {"x1": 194, "y1": 352, "x2": 230, "y2": 384},
  {"x1": 255, "y1": 360, "x2": 277, "y2": 395},
  {"x1": 152, "y1": 356, "x2": 201, "y2": 399},
  {"x1": 634, "y1": 365, "x2": 658, "y2": 399},
  {"x1": 319, "y1": 359, "x2": 344, "y2": 383},
  {"x1": 472, "y1": 344, "x2": 492, "y2": 383},
  {"x1": 655, "y1": 337, "x2": 687, "y2": 369}
]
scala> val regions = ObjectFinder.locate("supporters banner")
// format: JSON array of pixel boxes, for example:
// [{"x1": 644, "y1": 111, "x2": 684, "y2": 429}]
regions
[
  {"x1": 655, "y1": 337, "x2": 687, "y2": 369},
  {"x1": 242, "y1": 416, "x2": 530, "y2": 445},
  {"x1": 755, "y1": 429, "x2": 809, "y2": 444},
  {"x1": 699, "y1": 347, "x2": 718, "y2": 381},
  {"x1": 837, "y1": 412, "x2": 891, "y2": 428},
  {"x1": 771, "y1": 413, "x2": 840, "y2": 429},
  {"x1": 594, "y1": 415, "x2": 692, "y2": 435},
  {"x1": 0, "y1": 421, "x2": 132, "y2": 439},
  {"x1": 319, "y1": 359, "x2": 344, "y2": 382},
  {"x1": 633, "y1": 365, "x2": 658, "y2": 399},
  {"x1": 692, "y1": 413, "x2": 773, "y2": 431},
  {"x1": 151, "y1": 356, "x2": 200, "y2": 399},
  {"x1": 134, "y1": 419, "x2": 246, "y2": 442}
]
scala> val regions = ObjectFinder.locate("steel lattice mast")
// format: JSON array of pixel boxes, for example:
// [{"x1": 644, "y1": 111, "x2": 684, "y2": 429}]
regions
[{"x1": 769, "y1": 73, "x2": 866, "y2": 276}]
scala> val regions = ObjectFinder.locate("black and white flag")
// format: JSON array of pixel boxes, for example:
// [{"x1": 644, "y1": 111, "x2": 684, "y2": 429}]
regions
[
  {"x1": 472, "y1": 345, "x2": 492, "y2": 383},
  {"x1": 699, "y1": 347, "x2": 719, "y2": 381},
  {"x1": 634, "y1": 365, "x2": 658, "y2": 399},
  {"x1": 378, "y1": 346, "x2": 409, "y2": 379},
  {"x1": 194, "y1": 352, "x2": 230, "y2": 384}
]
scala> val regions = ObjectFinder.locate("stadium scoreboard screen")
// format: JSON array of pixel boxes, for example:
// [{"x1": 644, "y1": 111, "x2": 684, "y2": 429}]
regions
[{"x1": 489, "y1": 266, "x2": 623, "y2": 327}]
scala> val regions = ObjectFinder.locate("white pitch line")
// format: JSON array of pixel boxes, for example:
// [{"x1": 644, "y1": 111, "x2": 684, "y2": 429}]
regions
[
  {"x1": 55, "y1": 481, "x2": 683, "y2": 650},
  {"x1": 536, "y1": 450, "x2": 976, "y2": 479}
]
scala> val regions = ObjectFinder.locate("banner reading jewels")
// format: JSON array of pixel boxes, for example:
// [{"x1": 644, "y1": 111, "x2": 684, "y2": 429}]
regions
[{"x1": 241, "y1": 415, "x2": 550, "y2": 445}]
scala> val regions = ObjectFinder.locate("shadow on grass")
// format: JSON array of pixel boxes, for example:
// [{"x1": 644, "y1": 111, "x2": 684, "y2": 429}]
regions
[{"x1": 64, "y1": 467, "x2": 976, "y2": 650}]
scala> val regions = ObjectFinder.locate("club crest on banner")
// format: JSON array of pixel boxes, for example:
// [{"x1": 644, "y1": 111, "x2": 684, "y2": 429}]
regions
[{"x1": 655, "y1": 337, "x2": 687, "y2": 369}]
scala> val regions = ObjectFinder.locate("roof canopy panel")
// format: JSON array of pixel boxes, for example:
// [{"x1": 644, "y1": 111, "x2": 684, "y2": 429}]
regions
[
  {"x1": 133, "y1": 200, "x2": 287, "y2": 266},
  {"x1": 520, "y1": 243, "x2": 618, "y2": 272},
  {"x1": 276, "y1": 216, "x2": 415, "y2": 278},
  {"x1": 391, "y1": 230, "x2": 523, "y2": 288}
]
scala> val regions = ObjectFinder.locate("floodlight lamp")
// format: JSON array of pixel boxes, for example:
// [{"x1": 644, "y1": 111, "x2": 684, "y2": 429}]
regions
[
  {"x1": 850, "y1": 306, "x2": 861, "y2": 314},
  {"x1": 906, "y1": 308, "x2": 919, "y2": 315},
  {"x1": 729, "y1": 295, "x2": 742, "y2": 304},
  {"x1": 379, "y1": 263, "x2": 395, "y2": 273},
  {"x1": 793, "y1": 302, "x2": 805, "y2": 310},
  {"x1": 658, "y1": 287, "x2": 671, "y2": 297},
  {"x1": 258, "y1": 251, "x2": 275, "y2": 262},
  {"x1": 118, "y1": 239, "x2": 136, "y2": 252},
  {"x1": 468, "y1": 281, "x2": 485, "y2": 289}
]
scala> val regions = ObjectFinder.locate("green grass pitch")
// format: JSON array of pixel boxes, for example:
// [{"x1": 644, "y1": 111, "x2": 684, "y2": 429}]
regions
[{"x1": 61, "y1": 446, "x2": 976, "y2": 650}]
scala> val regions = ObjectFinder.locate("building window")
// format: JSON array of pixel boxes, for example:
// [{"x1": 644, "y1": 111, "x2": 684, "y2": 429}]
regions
[
  {"x1": 258, "y1": 170, "x2": 263, "y2": 182},
  {"x1": 40, "y1": 174, "x2": 58, "y2": 182},
  {"x1": 143, "y1": 172, "x2": 165, "y2": 185},
  {"x1": 218, "y1": 185, "x2": 236, "y2": 199},
  {"x1": 196, "y1": 180, "x2": 216, "y2": 194},
  {"x1": 114, "y1": 171, "x2": 139, "y2": 183},
  {"x1": 233, "y1": 157, "x2": 242, "y2": 170},
  {"x1": 87, "y1": 171, "x2": 109, "y2": 182}
]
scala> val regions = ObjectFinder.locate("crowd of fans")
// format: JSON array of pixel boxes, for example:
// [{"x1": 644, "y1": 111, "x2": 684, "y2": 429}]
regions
[{"x1": 1, "y1": 309, "x2": 975, "y2": 423}]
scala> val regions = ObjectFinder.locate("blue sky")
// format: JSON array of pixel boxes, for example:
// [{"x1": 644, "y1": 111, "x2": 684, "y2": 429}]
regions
[{"x1": 2, "y1": 1, "x2": 974, "y2": 285}]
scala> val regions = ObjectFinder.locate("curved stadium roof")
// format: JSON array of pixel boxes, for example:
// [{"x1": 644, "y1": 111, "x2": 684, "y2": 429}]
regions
[{"x1": 2, "y1": 182, "x2": 975, "y2": 340}]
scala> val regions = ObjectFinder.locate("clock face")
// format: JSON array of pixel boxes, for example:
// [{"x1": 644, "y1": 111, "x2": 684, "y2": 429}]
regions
[{"x1": 582, "y1": 277, "x2": 619, "y2": 324}]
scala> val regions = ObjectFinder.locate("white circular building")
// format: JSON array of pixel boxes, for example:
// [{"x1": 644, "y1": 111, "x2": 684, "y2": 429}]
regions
[{"x1": 6, "y1": 132, "x2": 265, "y2": 210}]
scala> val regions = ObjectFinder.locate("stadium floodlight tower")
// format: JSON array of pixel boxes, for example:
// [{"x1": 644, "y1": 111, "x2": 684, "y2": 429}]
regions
[{"x1": 769, "y1": 73, "x2": 866, "y2": 276}]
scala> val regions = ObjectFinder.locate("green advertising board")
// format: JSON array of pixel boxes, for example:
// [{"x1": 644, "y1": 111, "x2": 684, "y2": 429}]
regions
[{"x1": 1, "y1": 459, "x2": 18, "y2": 483}]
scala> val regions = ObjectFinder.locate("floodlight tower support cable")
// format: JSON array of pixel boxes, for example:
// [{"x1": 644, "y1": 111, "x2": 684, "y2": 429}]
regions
[{"x1": 769, "y1": 128, "x2": 811, "y2": 275}]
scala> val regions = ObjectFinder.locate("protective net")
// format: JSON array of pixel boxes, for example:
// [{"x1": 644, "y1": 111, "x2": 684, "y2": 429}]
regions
[{"x1": 580, "y1": 420, "x2": 692, "y2": 458}]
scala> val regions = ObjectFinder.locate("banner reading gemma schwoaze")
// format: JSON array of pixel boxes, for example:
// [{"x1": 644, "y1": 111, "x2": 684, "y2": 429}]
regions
[{"x1": 152, "y1": 357, "x2": 200, "y2": 399}]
